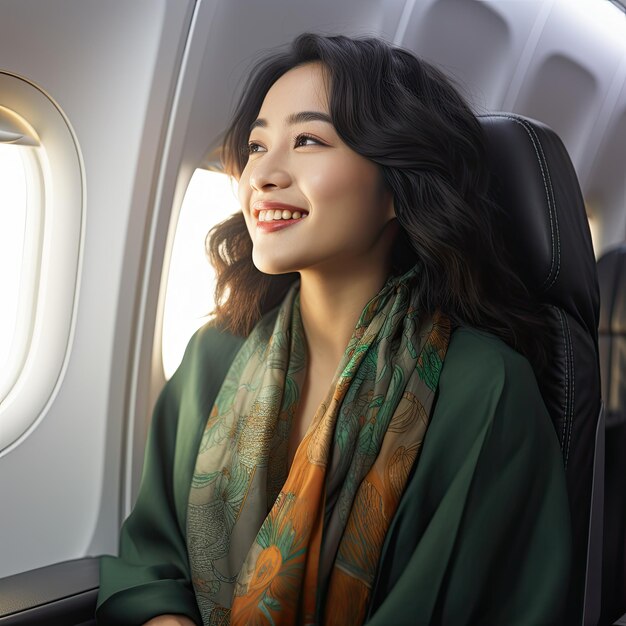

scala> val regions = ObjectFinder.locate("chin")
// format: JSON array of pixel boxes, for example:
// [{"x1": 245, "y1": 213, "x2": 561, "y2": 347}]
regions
[{"x1": 251, "y1": 255, "x2": 297, "y2": 277}]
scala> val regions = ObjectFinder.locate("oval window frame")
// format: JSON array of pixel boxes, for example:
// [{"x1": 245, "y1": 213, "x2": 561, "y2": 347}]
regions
[{"x1": 0, "y1": 72, "x2": 84, "y2": 456}]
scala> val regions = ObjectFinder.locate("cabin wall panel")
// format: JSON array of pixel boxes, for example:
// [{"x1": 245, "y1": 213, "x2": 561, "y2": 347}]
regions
[
  {"x1": 397, "y1": 0, "x2": 546, "y2": 112},
  {"x1": 515, "y1": 53, "x2": 597, "y2": 165},
  {"x1": 0, "y1": 0, "x2": 194, "y2": 577},
  {"x1": 587, "y1": 106, "x2": 626, "y2": 253},
  {"x1": 509, "y1": 1, "x2": 624, "y2": 173}
]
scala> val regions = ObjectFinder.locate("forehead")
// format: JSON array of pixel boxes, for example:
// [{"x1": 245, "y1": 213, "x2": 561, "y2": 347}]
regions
[{"x1": 258, "y1": 62, "x2": 330, "y2": 118}]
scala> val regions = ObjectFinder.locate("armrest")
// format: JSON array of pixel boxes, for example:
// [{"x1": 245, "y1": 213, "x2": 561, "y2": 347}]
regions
[{"x1": 0, "y1": 556, "x2": 99, "y2": 625}]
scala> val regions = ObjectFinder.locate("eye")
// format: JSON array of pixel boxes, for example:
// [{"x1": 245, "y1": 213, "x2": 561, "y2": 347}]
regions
[
  {"x1": 245, "y1": 141, "x2": 264, "y2": 155},
  {"x1": 293, "y1": 133, "x2": 324, "y2": 147}
]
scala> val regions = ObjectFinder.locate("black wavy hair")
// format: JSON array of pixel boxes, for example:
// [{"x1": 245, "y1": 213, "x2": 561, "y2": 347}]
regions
[{"x1": 206, "y1": 31, "x2": 549, "y2": 375}]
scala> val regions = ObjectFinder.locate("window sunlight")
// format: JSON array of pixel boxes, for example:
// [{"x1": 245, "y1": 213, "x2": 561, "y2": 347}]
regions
[
  {"x1": 162, "y1": 169, "x2": 240, "y2": 379},
  {"x1": 0, "y1": 144, "x2": 28, "y2": 374}
]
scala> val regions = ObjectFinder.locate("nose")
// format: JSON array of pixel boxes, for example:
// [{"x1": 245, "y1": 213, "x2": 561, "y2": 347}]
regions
[{"x1": 248, "y1": 152, "x2": 292, "y2": 192}]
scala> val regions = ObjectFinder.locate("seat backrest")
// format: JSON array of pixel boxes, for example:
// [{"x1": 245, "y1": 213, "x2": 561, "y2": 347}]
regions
[
  {"x1": 597, "y1": 244, "x2": 626, "y2": 624},
  {"x1": 477, "y1": 113, "x2": 602, "y2": 626}
]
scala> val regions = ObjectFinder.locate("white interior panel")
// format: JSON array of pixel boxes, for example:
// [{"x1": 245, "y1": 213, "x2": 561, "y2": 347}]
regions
[
  {"x1": 516, "y1": 53, "x2": 597, "y2": 165},
  {"x1": 586, "y1": 106, "x2": 626, "y2": 254},
  {"x1": 0, "y1": 73, "x2": 82, "y2": 455},
  {"x1": 0, "y1": 0, "x2": 195, "y2": 577},
  {"x1": 399, "y1": 0, "x2": 512, "y2": 110},
  {"x1": 397, "y1": 0, "x2": 547, "y2": 112},
  {"x1": 509, "y1": 0, "x2": 626, "y2": 177}
]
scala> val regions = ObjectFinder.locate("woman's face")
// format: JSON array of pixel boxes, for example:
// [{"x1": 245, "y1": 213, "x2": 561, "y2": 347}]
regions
[{"x1": 238, "y1": 61, "x2": 397, "y2": 277}]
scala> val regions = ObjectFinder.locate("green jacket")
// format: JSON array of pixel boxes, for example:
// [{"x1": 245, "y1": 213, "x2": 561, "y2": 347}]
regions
[{"x1": 96, "y1": 324, "x2": 571, "y2": 625}]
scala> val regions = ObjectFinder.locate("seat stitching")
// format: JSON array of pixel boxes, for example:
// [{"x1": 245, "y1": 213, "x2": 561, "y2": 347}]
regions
[
  {"x1": 562, "y1": 312, "x2": 574, "y2": 467},
  {"x1": 479, "y1": 113, "x2": 560, "y2": 290},
  {"x1": 548, "y1": 304, "x2": 568, "y2": 456},
  {"x1": 553, "y1": 305, "x2": 569, "y2": 461},
  {"x1": 524, "y1": 119, "x2": 561, "y2": 289}
]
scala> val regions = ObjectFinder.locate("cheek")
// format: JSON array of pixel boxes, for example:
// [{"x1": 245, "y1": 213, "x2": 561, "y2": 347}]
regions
[
  {"x1": 307, "y1": 161, "x2": 384, "y2": 219},
  {"x1": 304, "y1": 161, "x2": 365, "y2": 206},
  {"x1": 302, "y1": 166, "x2": 333, "y2": 204}
]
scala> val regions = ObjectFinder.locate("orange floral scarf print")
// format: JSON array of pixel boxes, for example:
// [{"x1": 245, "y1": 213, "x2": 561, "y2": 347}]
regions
[{"x1": 187, "y1": 263, "x2": 451, "y2": 625}]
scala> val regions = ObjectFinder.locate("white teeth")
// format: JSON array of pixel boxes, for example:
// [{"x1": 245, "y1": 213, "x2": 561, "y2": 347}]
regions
[{"x1": 258, "y1": 209, "x2": 307, "y2": 221}]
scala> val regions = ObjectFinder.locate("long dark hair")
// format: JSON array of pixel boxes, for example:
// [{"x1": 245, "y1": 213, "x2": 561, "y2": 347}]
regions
[{"x1": 206, "y1": 32, "x2": 549, "y2": 375}]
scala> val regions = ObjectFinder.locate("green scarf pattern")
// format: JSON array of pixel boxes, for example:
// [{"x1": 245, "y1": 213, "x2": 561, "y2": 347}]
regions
[{"x1": 187, "y1": 263, "x2": 451, "y2": 624}]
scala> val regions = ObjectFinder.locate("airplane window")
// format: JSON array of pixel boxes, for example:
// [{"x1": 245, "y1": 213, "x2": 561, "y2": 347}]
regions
[
  {"x1": 162, "y1": 169, "x2": 240, "y2": 379},
  {"x1": 0, "y1": 127, "x2": 44, "y2": 406},
  {"x1": 0, "y1": 145, "x2": 28, "y2": 375},
  {"x1": 0, "y1": 74, "x2": 82, "y2": 454}
]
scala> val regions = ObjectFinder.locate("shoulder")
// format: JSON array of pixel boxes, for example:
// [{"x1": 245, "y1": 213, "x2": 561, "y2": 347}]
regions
[
  {"x1": 433, "y1": 325, "x2": 554, "y2": 450},
  {"x1": 187, "y1": 320, "x2": 247, "y2": 365},
  {"x1": 444, "y1": 325, "x2": 533, "y2": 372},
  {"x1": 156, "y1": 322, "x2": 247, "y2": 441},
  {"x1": 170, "y1": 321, "x2": 247, "y2": 389},
  {"x1": 440, "y1": 325, "x2": 538, "y2": 396}
]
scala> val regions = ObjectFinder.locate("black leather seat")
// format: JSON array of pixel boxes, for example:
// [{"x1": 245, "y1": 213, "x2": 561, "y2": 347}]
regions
[
  {"x1": 477, "y1": 112, "x2": 603, "y2": 626},
  {"x1": 597, "y1": 244, "x2": 626, "y2": 625}
]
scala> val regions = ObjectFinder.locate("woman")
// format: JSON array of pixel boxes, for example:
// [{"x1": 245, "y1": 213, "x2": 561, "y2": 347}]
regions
[{"x1": 96, "y1": 33, "x2": 571, "y2": 625}]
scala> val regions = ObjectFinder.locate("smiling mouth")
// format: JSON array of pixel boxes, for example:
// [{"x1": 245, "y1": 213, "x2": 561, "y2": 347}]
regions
[
  {"x1": 251, "y1": 201, "x2": 310, "y2": 232},
  {"x1": 252, "y1": 200, "x2": 309, "y2": 219}
]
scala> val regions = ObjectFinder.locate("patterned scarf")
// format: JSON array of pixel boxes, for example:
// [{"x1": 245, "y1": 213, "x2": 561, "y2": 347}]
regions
[{"x1": 187, "y1": 263, "x2": 451, "y2": 625}]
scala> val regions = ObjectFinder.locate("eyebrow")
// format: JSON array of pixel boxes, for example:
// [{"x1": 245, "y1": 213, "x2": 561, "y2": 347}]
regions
[{"x1": 249, "y1": 111, "x2": 333, "y2": 132}]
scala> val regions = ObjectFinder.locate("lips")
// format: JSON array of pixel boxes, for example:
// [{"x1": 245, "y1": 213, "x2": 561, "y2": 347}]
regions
[
  {"x1": 255, "y1": 218, "x2": 305, "y2": 233},
  {"x1": 252, "y1": 200, "x2": 308, "y2": 233}
]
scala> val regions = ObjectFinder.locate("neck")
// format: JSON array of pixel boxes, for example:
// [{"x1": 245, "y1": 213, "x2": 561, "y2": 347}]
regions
[{"x1": 298, "y1": 259, "x2": 393, "y2": 372}]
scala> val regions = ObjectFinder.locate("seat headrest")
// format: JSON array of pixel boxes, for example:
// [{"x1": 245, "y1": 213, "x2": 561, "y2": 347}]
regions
[{"x1": 477, "y1": 113, "x2": 599, "y2": 340}]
